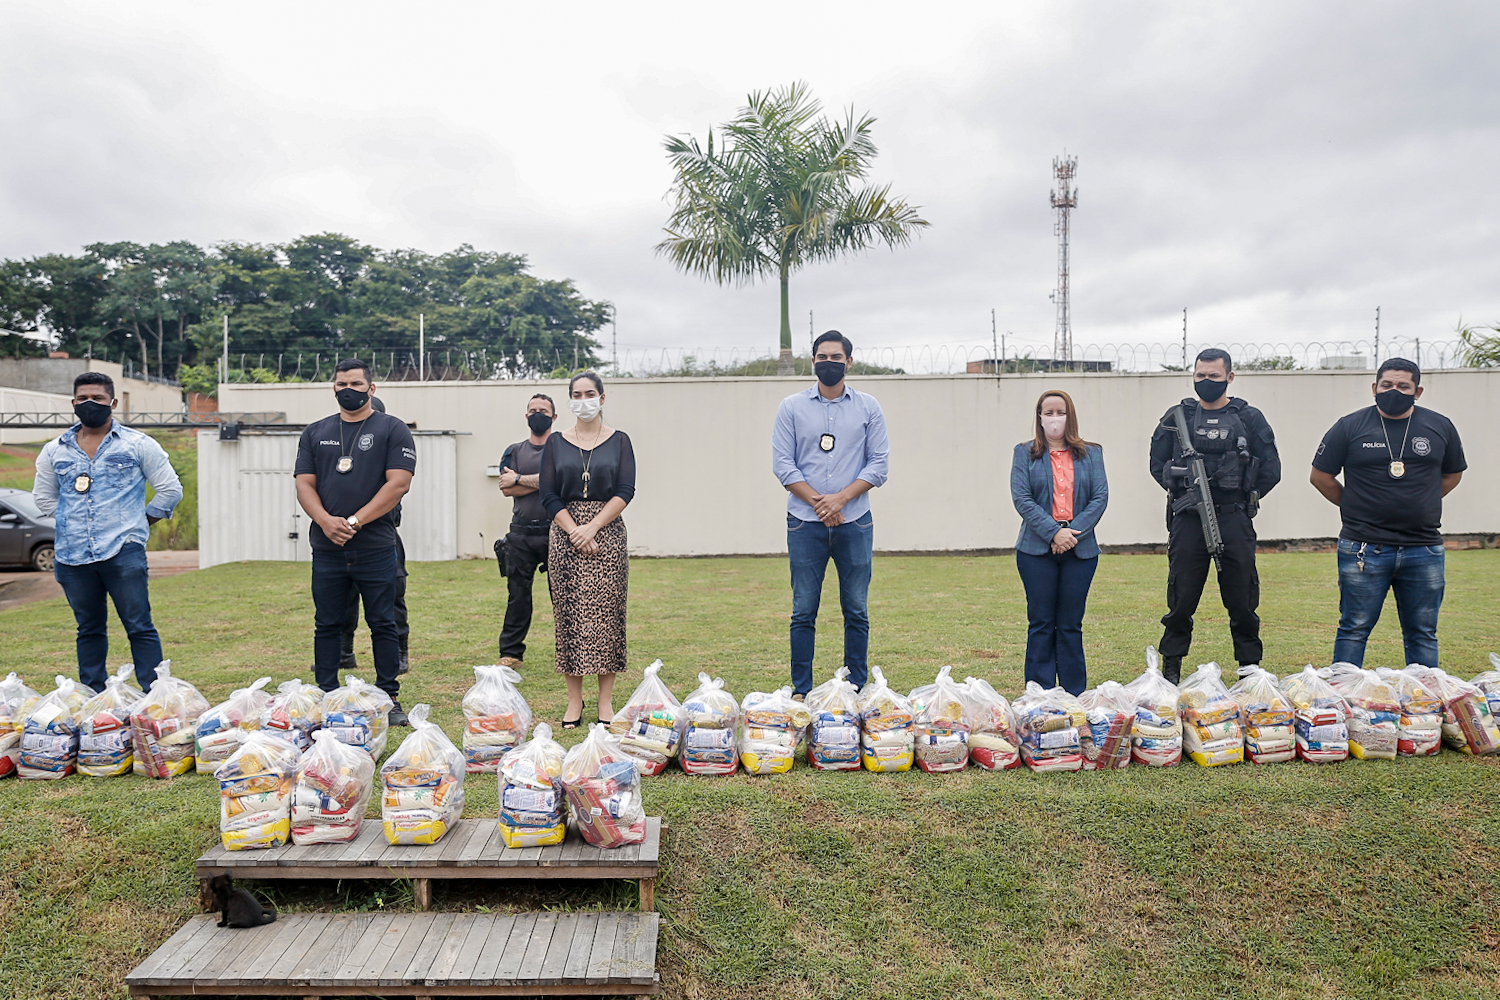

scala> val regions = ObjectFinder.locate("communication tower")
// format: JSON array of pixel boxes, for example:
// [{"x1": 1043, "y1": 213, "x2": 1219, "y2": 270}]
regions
[{"x1": 1049, "y1": 154, "x2": 1078, "y2": 363}]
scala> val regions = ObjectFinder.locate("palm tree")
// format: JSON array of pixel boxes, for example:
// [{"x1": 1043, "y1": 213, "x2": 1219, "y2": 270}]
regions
[{"x1": 656, "y1": 82, "x2": 930, "y2": 373}]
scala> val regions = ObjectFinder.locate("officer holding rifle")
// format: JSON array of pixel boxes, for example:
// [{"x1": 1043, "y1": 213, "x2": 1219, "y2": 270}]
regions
[{"x1": 1149, "y1": 349, "x2": 1281, "y2": 683}]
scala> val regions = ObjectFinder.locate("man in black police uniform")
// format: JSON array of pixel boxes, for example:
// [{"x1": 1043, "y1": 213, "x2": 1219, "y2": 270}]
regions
[
  {"x1": 495, "y1": 393, "x2": 556, "y2": 667},
  {"x1": 1310, "y1": 358, "x2": 1464, "y2": 668},
  {"x1": 1149, "y1": 348, "x2": 1282, "y2": 683},
  {"x1": 295, "y1": 359, "x2": 416, "y2": 725},
  {"x1": 338, "y1": 395, "x2": 410, "y2": 675}
]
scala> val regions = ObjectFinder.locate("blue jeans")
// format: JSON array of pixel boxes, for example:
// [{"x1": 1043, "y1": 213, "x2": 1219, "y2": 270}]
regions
[
  {"x1": 312, "y1": 545, "x2": 401, "y2": 699},
  {"x1": 788, "y1": 512, "x2": 873, "y2": 695},
  {"x1": 1333, "y1": 539, "x2": 1445, "y2": 668},
  {"x1": 1015, "y1": 549, "x2": 1098, "y2": 695},
  {"x1": 54, "y1": 542, "x2": 163, "y2": 692}
]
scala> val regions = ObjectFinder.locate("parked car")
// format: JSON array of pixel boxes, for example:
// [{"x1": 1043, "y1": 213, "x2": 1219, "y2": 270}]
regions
[{"x1": 0, "y1": 488, "x2": 55, "y2": 572}]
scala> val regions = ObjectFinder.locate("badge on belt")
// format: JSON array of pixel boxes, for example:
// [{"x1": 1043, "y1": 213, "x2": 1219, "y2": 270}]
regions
[
  {"x1": 819, "y1": 433, "x2": 836, "y2": 453},
  {"x1": 73, "y1": 474, "x2": 92, "y2": 494}
]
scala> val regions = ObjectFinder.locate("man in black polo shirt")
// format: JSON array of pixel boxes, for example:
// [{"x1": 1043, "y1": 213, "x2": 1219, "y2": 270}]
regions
[
  {"x1": 338, "y1": 395, "x2": 410, "y2": 676},
  {"x1": 495, "y1": 393, "x2": 555, "y2": 667},
  {"x1": 1311, "y1": 358, "x2": 1465, "y2": 668},
  {"x1": 295, "y1": 359, "x2": 417, "y2": 725}
]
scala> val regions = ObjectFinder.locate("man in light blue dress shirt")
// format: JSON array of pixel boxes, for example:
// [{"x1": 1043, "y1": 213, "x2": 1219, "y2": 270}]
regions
[
  {"x1": 771, "y1": 331, "x2": 890, "y2": 697},
  {"x1": 33, "y1": 371, "x2": 182, "y2": 692}
]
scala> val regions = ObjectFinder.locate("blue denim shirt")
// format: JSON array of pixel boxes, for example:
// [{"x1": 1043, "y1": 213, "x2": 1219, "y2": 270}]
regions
[
  {"x1": 1010, "y1": 442, "x2": 1108, "y2": 558},
  {"x1": 772, "y1": 384, "x2": 890, "y2": 522},
  {"x1": 33, "y1": 422, "x2": 182, "y2": 566}
]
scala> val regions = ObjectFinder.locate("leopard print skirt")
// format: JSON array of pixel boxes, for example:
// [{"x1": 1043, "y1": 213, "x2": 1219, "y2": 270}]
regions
[{"x1": 548, "y1": 501, "x2": 628, "y2": 675}]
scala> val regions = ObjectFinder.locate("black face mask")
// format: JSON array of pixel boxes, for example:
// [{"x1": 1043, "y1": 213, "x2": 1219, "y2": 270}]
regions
[
  {"x1": 814, "y1": 360, "x2": 846, "y2": 388},
  {"x1": 74, "y1": 399, "x2": 112, "y2": 428},
  {"x1": 1375, "y1": 387, "x2": 1416, "y2": 416},
  {"x1": 527, "y1": 411, "x2": 554, "y2": 434},
  {"x1": 1194, "y1": 378, "x2": 1228, "y2": 403},
  {"x1": 335, "y1": 388, "x2": 369, "y2": 412}
]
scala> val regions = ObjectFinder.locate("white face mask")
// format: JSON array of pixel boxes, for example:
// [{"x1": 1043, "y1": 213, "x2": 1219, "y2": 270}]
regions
[
  {"x1": 570, "y1": 396, "x2": 602, "y2": 422},
  {"x1": 1041, "y1": 414, "x2": 1067, "y2": 441}
]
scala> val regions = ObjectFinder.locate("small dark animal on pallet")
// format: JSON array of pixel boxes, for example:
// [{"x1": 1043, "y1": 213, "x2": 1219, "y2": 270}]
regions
[{"x1": 209, "y1": 874, "x2": 277, "y2": 928}]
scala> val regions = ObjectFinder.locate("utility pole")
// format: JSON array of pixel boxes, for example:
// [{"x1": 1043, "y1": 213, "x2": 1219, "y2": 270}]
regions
[
  {"x1": 1374, "y1": 306, "x2": 1380, "y2": 362},
  {"x1": 221, "y1": 314, "x2": 229, "y2": 386},
  {"x1": 419, "y1": 313, "x2": 425, "y2": 381},
  {"x1": 991, "y1": 309, "x2": 998, "y2": 375},
  {"x1": 1182, "y1": 308, "x2": 1188, "y2": 369},
  {"x1": 809, "y1": 309, "x2": 814, "y2": 348},
  {"x1": 611, "y1": 306, "x2": 617, "y2": 376}
]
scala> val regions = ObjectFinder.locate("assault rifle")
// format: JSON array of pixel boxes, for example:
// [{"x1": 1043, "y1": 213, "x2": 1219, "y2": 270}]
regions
[{"x1": 1164, "y1": 405, "x2": 1224, "y2": 572}]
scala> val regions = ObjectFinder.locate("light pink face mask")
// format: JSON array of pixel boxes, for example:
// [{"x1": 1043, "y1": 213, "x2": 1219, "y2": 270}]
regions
[{"x1": 1041, "y1": 414, "x2": 1067, "y2": 441}]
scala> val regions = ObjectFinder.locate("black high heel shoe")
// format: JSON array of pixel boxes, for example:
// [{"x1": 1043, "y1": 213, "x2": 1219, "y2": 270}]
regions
[{"x1": 562, "y1": 702, "x2": 587, "y2": 730}]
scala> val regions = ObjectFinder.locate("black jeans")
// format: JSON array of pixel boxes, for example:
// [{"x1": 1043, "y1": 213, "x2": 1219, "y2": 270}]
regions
[
  {"x1": 341, "y1": 535, "x2": 408, "y2": 668},
  {"x1": 313, "y1": 545, "x2": 400, "y2": 700},
  {"x1": 499, "y1": 530, "x2": 549, "y2": 660},
  {"x1": 1159, "y1": 507, "x2": 1262, "y2": 667}
]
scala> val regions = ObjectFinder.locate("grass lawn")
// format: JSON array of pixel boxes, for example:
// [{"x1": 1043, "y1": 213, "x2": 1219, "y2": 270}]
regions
[{"x1": 1, "y1": 550, "x2": 1498, "y2": 1000}]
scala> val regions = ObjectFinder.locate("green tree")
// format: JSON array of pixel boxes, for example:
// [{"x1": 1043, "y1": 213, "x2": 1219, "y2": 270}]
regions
[
  {"x1": 656, "y1": 82, "x2": 930, "y2": 372},
  {"x1": 1237, "y1": 355, "x2": 1301, "y2": 370},
  {"x1": 1457, "y1": 320, "x2": 1500, "y2": 367}
]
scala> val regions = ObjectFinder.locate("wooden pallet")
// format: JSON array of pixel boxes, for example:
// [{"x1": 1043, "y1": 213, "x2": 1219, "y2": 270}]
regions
[
  {"x1": 197, "y1": 818, "x2": 662, "y2": 911},
  {"x1": 125, "y1": 911, "x2": 660, "y2": 997}
]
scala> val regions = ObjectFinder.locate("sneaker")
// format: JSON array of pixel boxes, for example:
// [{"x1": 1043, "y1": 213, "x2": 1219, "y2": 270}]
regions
[
  {"x1": 498, "y1": 656, "x2": 523, "y2": 668},
  {"x1": 397, "y1": 654, "x2": 410, "y2": 676},
  {"x1": 388, "y1": 700, "x2": 410, "y2": 727}
]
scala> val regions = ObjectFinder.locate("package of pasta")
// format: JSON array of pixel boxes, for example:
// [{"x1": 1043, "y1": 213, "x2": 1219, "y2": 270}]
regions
[
  {"x1": 77, "y1": 665, "x2": 144, "y2": 777},
  {"x1": 320, "y1": 675, "x2": 394, "y2": 759},
  {"x1": 679, "y1": 673, "x2": 740, "y2": 775},
  {"x1": 0, "y1": 671, "x2": 41, "y2": 734},
  {"x1": 857, "y1": 666, "x2": 915, "y2": 773},
  {"x1": 461, "y1": 665, "x2": 532, "y2": 774},
  {"x1": 130, "y1": 662, "x2": 209, "y2": 778},
  {"x1": 19, "y1": 677, "x2": 87, "y2": 780},
  {"x1": 290, "y1": 728, "x2": 376, "y2": 845},
  {"x1": 908, "y1": 666, "x2": 971, "y2": 773},
  {"x1": 381, "y1": 704, "x2": 465, "y2": 844},
  {"x1": 196, "y1": 677, "x2": 273, "y2": 775},
  {"x1": 561, "y1": 723, "x2": 647, "y2": 848},
  {"x1": 1077, "y1": 681, "x2": 1134, "y2": 771},
  {"x1": 1124, "y1": 649, "x2": 1182, "y2": 767},
  {"x1": 216, "y1": 731, "x2": 301, "y2": 850},
  {"x1": 959, "y1": 677, "x2": 1018, "y2": 770},
  {"x1": 1012, "y1": 681, "x2": 1086, "y2": 773},
  {"x1": 498, "y1": 723, "x2": 568, "y2": 847},
  {"x1": 1282, "y1": 665, "x2": 1350, "y2": 763},
  {"x1": 608, "y1": 659, "x2": 682, "y2": 776},
  {"x1": 1228, "y1": 667, "x2": 1294, "y2": 764},
  {"x1": 260, "y1": 678, "x2": 323, "y2": 752}
]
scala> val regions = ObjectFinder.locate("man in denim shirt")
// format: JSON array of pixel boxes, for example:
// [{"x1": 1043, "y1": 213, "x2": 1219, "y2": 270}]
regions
[
  {"x1": 771, "y1": 330, "x2": 890, "y2": 698},
  {"x1": 33, "y1": 372, "x2": 182, "y2": 692}
]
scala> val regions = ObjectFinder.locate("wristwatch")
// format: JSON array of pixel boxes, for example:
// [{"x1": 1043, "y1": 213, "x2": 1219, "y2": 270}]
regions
[{"x1": 345, "y1": 515, "x2": 361, "y2": 531}]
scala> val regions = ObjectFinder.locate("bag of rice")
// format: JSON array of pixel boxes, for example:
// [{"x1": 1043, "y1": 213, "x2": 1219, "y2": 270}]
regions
[
  {"x1": 461, "y1": 665, "x2": 531, "y2": 774},
  {"x1": 608, "y1": 659, "x2": 681, "y2": 776},
  {"x1": 562, "y1": 723, "x2": 647, "y2": 848},
  {"x1": 260, "y1": 678, "x2": 323, "y2": 751},
  {"x1": 1177, "y1": 663, "x2": 1244, "y2": 767},
  {"x1": 498, "y1": 723, "x2": 568, "y2": 847},
  {"x1": 908, "y1": 665, "x2": 971, "y2": 773},
  {"x1": 320, "y1": 675, "x2": 394, "y2": 759},
  {"x1": 291, "y1": 728, "x2": 376, "y2": 845},
  {"x1": 381, "y1": 704, "x2": 465, "y2": 844},
  {"x1": 857, "y1": 666, "x2": 915, "y2": 773},
  {"x1": 131, "y1": 662, "x2": 209, "y2": 778},
  {"x1": 196, "y1": 677, "x2": 273, "y2": 775},
  {"x1": 1375, "y1": 667, "x2": 1441, "y2": 756},
  {"x1": 19, "y1": 676, "x2": 88, "y2": 780},
  {"x1": 1077, "y1": 680, "x2": 1134, "y2": 770},
  {"x1": 1125, "y1": 648, "x2": 1182, "y2": 767},
  {"x1": 78, "y1": 665, "x2": 144, "y2": 777},
  {"x1": 1012, "y1": 681, "x2": 1086, "y2": 773},
  {"x1": 1283, "y1": 665, "x2": 1351, "y2": 763},
  {"x1": 1229, "y1": 666, "x2": 1294, "y2": 764},
  {"x1": 806, "y1": 667, "x2": 863, "y2": 771},
  {"x1": 679, "y1": 673, "x2": 740, "y2": 775},
  {"x1": 739, "y1": 687, "x2": 809, "y2": 775},
  {"x1": 961, "y1": 676, "x2": 1019, "y2": 771},
  {"x1": 216, "y1": 730, "x2": 301, "y2": 850}
]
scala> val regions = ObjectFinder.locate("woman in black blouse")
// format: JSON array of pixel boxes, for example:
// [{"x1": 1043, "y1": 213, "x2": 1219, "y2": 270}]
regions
[{"x1": 538, "y1": 371, "x2": 636, "y2": 728}]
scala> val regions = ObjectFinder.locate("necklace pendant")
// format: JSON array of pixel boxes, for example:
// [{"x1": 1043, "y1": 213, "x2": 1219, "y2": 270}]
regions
[
  {"x1": 1389, "y1": 460, "x2": 1405, "y2": 479},
  {"x1": 337, "y1": 456, "x2": 353, "y2": 474}
]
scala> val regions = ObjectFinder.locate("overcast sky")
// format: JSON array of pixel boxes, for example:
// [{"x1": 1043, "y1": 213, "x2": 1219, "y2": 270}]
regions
[{"x1": 3, "y1": 1, "x2": 1496, "y2": 365}]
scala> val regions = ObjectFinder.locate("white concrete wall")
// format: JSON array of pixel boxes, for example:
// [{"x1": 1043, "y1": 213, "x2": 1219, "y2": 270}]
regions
[
  {"x1": 221, "y1": 369, "x2": 1500, "y2": 557},
  {"x1": 0, "y1": 386, "x2": 73, "y2": 444}
]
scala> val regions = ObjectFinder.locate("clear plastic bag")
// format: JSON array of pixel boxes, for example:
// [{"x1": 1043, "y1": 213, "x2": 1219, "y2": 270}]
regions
[
  {"x1": 0, "y1": 671, "x2": 41, "y2": 734},
  {"x1": 19, "y1": 676, "x2": 86, "y2": 780},
  {"x1": 291, "y1": 729, "x2": 376, "y2": 845},
  {"x1": 1077, "y1": 681, "x2": 1134, "y2": 771},
  {"x1": 131, "y1": 662, "x2": 209, "y2": 778},
  {"x1": 561, "y1": 724, "x2": 646, "y2": 848},
  {"x1": 1470, "y1": 654, "x2": 1500, "y2": 720},
  {"x1": 1177, "y1": 663, "x2": 1244, "y2": 767},
  {"x1": 962, "y1": 676, "x2": 1019, "y2": 771},
  {"x1": 461, "y1": 665, "x2": 532, "y2": 774},
  {"x1": 807, "y1": 667, "x2": 863, "y2": 771},
  {"x1": 1421, "y1": 668, "x2": 1500, "y2": 755},
  {"x1": 216, "y1": 730, "x2": 301, "y2": 850},
  {"x1": 498, "y1": 723, "x2": 568, "y2": 847},
  {"x1": 196, "y1": 677, "x2": 273, "y2": 774},
  {"x1": 739, "y1": 687, "x2": 808, "y2": 775},
  {"x1": 1283, "y1": 665, "x2": 1350, "y2": 763},
  {"x1": 260, "y1": 679, "x2": 324, "y2": 751},
  {"x1": 1125, "y1": 649, "x2": 1183, "y2": 767},
  {"x1": 321, "y1": 675, "x2": 395, "y2": 759},
  {"x1": 1376, "y1": 667, "x2": 1442, "y2": 756},
  {"x1": 77, "y1": 665, "x2": 144, "y2": 777},
  {"x1": 857, "y1": 666, "x2": 914, "y2": 773},
  {"x1": 912, "y1": 666, "x2": 970, "y2": 773},
  {"x1": 381, "y1": 704, "x2": 465, "y2": 844},
  {"x1": 1230, "y1": 667, "x2": 1294, "y2": 764},
  {"x1": 1012, "y1": 680, "x2": 1086, "y2": 773},
  {"x1": 608, "y1": 659, "x2": 682, "y2": 776},
  {"x1": 679, "y1": 673, "x2": 740, "y2": 775}
]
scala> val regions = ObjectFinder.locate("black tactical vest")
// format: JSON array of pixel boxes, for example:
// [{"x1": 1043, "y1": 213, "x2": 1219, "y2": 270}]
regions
[{"x1": 1187, "y1": 403, "x2": 1249, "y2": 491}]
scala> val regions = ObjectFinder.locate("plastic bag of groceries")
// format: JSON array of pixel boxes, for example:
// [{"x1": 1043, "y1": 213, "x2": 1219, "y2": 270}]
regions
[
  {"x1": 130, "y1": 662, "x2": 209, "y2": 778},
  {"x1": 0, "y1": 671, "x2": 40, "y2": 733},
  {"x1": 1012, "y1": 681, "x2": 1086, "y2": 773},
  {"x1": 561, "y1": 723, "x2": 646, "y2": 848},
  {"x1": 216, "y1": 730, "x2": 301, "y2": 850},
  {"x1": 1375, "y1": 667, "x2": 1442, "y2": 756},
  {"x1": 960, "y1": 677, "x2": 1019, "y2": 771},
  {"x1": 461, "y1": 665, "x2": 532, "y2": 774},
  {"x1": 78, "y1": 665, "x2": 144, "y2": 777},
  {"x1": 739, "y1": 687, "x2": 809, "y2": 775},
  {"x1": 19, "y1": 676, "x2": 87, "y2": 780},
  {"x1": 1282, "y1": 665, "x2": 1351, "y2": 763},
  {"x1": 382, "y1": 704, "x2": 465, "y2": 844},
  {"x1": 1230, "y1": 667, "x2": 1295, "y2": 764},
  {"x1": 498, "y1": 723, "x2": 568, "y2": 847},
  {"x1": 1338, "y1": 668, "x2": 1402, "y2": 760},
  {"x1": 1125, "y1": 648, "x2": 1183, "y2": 767},
  {"x1": 1177, "y1": 663, "x2": 1244, "y2": 767},
  {"x1": 679, "y1": 673, "x2": 740, "y2": 775},
  {"x1": 857, "y1": 666, "x2": 915, "y2": 773},
  {"x1": 805, "y1": 667, "x2": 862, "y2": 771},
  {"x1": 608, "y1": 659, "x2": 682, "y2": 776},
  {"x1": 291, "y1": 729, "x2": 376, "y2": 846},
  {"x1": 196, "y1": 677, "x2": 273, "y2": 775},
  {"x1": 1470, "y1": 654, "x2": 1500, "y2": 720},
  {"x1": 1414, "y1": 666, "x2": 1500, "y2": 755},
  {"x1": 321, "y1": 675, "x2": 394, "y2": 759},
  {"x1": 911, "y1": 666, "x2": 971, "y2": 773},
  {"x1": 260, "y1": 678, "x2": 324, "y2": 752},
  {"x1": 1077, "y1": 681, "x2": 1134, "y2": 771}
]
